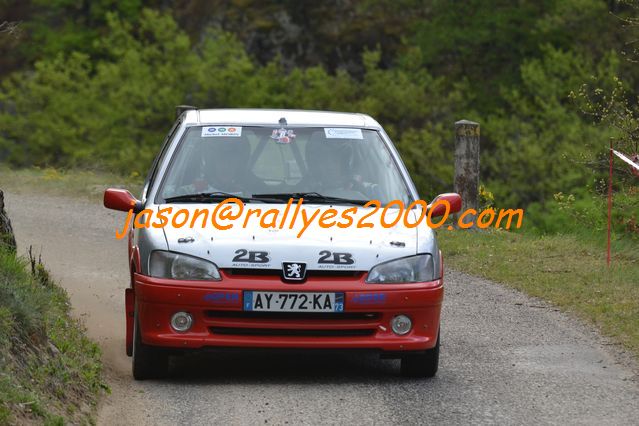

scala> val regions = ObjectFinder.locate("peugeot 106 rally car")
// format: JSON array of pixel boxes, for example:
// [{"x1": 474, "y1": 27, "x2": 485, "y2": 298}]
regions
[{"x1": 104, "y1": 108, "x2": 461, "y2": 380}]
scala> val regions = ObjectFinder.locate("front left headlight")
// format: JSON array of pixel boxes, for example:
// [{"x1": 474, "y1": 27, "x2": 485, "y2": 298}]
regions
[
  {"x1": 365, "y1": 254, "x2": 439, "y2": 284},
  {"x1": 150, "y1": 251, "x2": 221, "y2": 281}
]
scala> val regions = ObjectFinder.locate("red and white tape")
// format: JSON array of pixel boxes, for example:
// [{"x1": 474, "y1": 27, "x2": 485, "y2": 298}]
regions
[{"x1": 612, "y1": 149, "x2": 639, "y2": 172}]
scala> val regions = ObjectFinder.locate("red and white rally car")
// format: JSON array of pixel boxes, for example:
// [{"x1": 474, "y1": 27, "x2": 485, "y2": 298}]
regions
[{"x1": 104, "y1": 108, "x2": 460, "y2": 380}]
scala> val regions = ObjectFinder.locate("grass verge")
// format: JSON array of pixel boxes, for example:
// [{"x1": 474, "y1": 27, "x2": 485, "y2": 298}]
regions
[
  {"x1": 0, "y1": 248, "x2": 106, "y2": 424},
  {"x1": 0, "y1": 166, "x2": 143, "y2": 201},
  {"x1": 438, "y1": 228, "x2": 639, "y2": 357}
]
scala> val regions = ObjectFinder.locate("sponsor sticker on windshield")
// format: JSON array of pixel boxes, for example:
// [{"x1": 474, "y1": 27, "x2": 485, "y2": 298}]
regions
[
  {"x1": 271, "y1": 128, "x2": 296, "y2": 144},
  {"x1": 201, "y1": 126, "x2": 242, "y2": 137},
  {"x1": 324, "y1": 128, "x2": 363, "y2": 140}
]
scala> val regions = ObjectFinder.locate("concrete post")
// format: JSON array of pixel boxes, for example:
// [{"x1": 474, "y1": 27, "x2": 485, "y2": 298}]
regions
[{"x1": 454, "y1": 120, "x2": 480, "y2": 226}]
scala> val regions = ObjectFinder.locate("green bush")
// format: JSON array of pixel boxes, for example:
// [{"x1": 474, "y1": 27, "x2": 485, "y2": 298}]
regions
[
  {"x1": 524, "y1": 187, "x2": 639, "y2": 240},
  {"x1": 0, "y1": 7, "x2": 635, "y2": 238},
  {"x1": 0, "y1": 10, "x2": 465, "y2": 195}
]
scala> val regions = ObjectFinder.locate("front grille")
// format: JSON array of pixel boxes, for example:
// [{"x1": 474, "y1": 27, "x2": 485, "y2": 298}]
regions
[
  {"x1": 223, "y1": 268, "x2": 364, "y2": 278},
  {"x1": 209, "y1": 327, "x2": 375, "y2": 337},
  {"x1": 205, "y1": 311, "x2": 381, "y2": 321}
]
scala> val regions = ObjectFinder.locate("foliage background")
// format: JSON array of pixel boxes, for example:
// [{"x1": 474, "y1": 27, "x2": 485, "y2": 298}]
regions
[{"x1": 0, "y1": 0, "x2": 637, "y2": 237}]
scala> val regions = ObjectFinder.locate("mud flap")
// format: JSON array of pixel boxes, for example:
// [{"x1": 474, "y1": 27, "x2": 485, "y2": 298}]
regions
[{"x1": 125, "y1": 288, "x2": 135, "y2": 356}]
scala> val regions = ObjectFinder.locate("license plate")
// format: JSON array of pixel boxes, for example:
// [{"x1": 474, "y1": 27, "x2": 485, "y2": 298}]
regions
[{"x1": 243, "y1": 291, "x2": 344, "y2": 313}]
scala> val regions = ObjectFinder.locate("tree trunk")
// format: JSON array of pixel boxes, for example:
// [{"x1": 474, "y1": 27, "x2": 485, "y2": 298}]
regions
[{"x1": 0, "y1": 189, "x2": 16, "y2": 253}]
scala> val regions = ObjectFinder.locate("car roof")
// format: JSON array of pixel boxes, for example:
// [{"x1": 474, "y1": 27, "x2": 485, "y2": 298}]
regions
[{"x1": 182, "y1": 108, "x2": 382, "y2": 129}]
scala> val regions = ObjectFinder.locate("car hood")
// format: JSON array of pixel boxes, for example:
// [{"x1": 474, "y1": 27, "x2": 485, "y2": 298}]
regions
[{"x1": 160, "y1": 203, "x2": 419, "y2": 271}]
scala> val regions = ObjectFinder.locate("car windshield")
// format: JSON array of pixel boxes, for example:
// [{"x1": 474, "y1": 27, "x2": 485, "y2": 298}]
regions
[{"x1": 156, "y1": 125, "x2": 412, "y2": 205}]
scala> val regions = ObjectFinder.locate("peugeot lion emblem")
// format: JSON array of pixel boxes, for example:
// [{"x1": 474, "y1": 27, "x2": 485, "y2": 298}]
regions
[{"x1": 282, "y1": 262, "x2": 307, "y2": 281}]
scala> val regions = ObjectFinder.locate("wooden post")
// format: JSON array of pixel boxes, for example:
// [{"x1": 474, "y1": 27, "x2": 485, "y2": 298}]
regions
[{"x1": 454, "y1": 120, "x2": 480, "y2": 227}]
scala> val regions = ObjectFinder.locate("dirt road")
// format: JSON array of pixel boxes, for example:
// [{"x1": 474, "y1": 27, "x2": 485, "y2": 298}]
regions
[{"x1": 6, "y1": 190, "x2": 639, "y2": 425}]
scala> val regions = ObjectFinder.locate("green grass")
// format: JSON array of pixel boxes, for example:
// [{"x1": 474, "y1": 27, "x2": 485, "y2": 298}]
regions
[
  {"x1": 0, "y1": 248, "x2": 106, "y2": 424},
  {"x1": 0, "y1": 166, "x2": 143, "y2": 201},
  {"x1": 438, "y1": 228, "x2": 639, "y2": 356}
]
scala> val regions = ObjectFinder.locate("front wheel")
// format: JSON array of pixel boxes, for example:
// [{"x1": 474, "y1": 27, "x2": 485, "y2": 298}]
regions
[
  {"x1": 132, "y1": 309, "x2": 169, "y2": 380},
  {"x1": 400, "y1": 330, "x2": 439, "y2": 378}
]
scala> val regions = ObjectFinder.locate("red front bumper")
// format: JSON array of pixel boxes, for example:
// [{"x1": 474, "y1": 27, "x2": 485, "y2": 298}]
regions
[{"x1": 133, "y1": 272, "x2": 443, "y2": 353}]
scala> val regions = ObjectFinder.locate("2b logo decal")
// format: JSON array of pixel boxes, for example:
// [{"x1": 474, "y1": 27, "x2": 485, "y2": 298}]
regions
[
  {"x1": 318, "y1": 250, "x2": 354, "y2": 265},
  {"x1": 232, "y1": 249, "x2": 269, "y2": 263}
]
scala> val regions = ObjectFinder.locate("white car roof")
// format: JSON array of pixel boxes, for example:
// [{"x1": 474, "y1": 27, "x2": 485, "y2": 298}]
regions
[{"x1": 183, "y1": 108, "x2": 382, "y2": 129}]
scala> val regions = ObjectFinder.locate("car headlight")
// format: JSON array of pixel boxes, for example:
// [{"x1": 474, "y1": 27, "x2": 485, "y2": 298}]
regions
[
  {"x1": 365, "y1": 254, "x2": 438, "y2": 284},
  {"x1": 150, "y1": 251, "x2": 221, "y2": 281}
]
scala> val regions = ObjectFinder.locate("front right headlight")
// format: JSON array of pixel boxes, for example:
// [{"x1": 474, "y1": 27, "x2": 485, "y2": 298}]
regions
[
  {"x1": 365, "y1": 254, "x2": 438, "y2": 284},
  {"x1": 150, "y1": 251, "x2": 221, "y2": 281}
]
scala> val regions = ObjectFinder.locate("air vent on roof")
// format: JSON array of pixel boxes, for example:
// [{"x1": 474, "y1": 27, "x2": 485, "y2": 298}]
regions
[{"x1": 175, "y1": 105, "x2": 197, "y2": 118}]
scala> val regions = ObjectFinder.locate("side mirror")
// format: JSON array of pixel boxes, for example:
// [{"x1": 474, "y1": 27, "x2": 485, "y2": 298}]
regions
[
  {"x1": 104, "y1": 188, "x2": 143, "y2": 213},
  {"x1": 428, "y1": 193, "x2": 462, "y2": 217}
]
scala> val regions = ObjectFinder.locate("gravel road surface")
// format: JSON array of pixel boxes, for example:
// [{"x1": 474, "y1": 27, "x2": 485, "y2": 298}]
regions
[{"x1": 5, "y1": 191, "x2": 639, "y2": 425}]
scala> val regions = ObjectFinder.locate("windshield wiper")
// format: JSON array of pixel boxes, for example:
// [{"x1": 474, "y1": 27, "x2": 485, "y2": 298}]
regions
[
  {"x1": 164, "y1": 192, "x2": 271, "y2": 204},
  {"x1": 252, "y1": 192, "x2": 369, "y2": 206}
]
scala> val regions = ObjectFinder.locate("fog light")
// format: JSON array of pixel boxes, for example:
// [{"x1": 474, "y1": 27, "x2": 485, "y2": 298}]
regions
[
  {"x1": 391, "y1": 315, "x2": 412, "y2": 335},
  {"x1": 170, "y1": 312, "x2": 193, "y2": 332}
]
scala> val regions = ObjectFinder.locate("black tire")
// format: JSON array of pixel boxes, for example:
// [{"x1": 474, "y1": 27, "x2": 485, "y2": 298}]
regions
[
  {"x1": 400, "y1": 330, "x2": 440, "y2": 378},
  {"x1": 132, "y1": 309, "x2": 169, "y2": 380}
]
